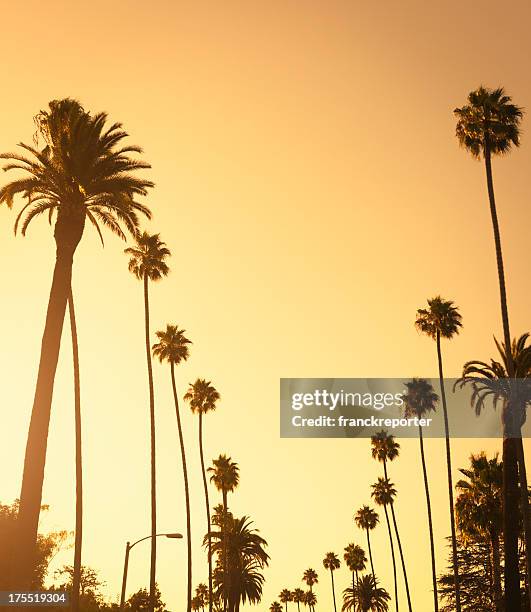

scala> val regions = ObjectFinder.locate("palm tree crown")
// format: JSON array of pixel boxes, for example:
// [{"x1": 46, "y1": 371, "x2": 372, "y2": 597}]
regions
[
  {"x1": 0, "y1": 98, "x2": 153, "y2": 242},
  {"x1": 302, "y1": 568, "x2": 318, "y2": 589},
  {"x1": 402, "y1": 378, "x2": 439, "y2": 418},
  {"x1": 184, "y1": 379, "x2": 221, "y2": 414},
  {"x1": 355, "y1": 506, "x2": 379, "y2": 531},
  {"x1": 152, "y1": 325, "x2": 192, "y2": 365},
  {"x1": 454, "y1": 86, "x2": 523, "y2": 158},
  {"x1": 208, "y1": 455, "x2": 240, "y2": 495},
  {"x1": 342, "y1": 575, "x2": 390, "y2": 612},
  {"x1": 415, "y1": 296, "x2": 462, "y2": 340},
  {"x1": 371, "y1": 478, "x2": 397, "y2": 507},
  {"x1": 370, "y1": 431, "x2": 399, "y2": 465},
  {"x1": 323, "y1": 552, "x2": 340, "y2": 571},
  {"x1": 280, "y1": 589, "x2": 293, "y2": 604},
  {"x1": 270, "y1": 603, "x2": 283, "y2": 612},
  {"x1": 343, "y1": 544, "x2": 366, "y2": 573},
  {"x1": 125, "y1": 232, "x2": 170, "y2": 281}
]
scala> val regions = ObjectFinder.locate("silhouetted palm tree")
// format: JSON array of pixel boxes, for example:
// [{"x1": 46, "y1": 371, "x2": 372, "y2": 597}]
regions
[
  {"x1": 344, "y1": 544, "x2": 366, "y2": 606},
  {"x1": 0, "y1": 98, "x2": 153, "y2": 588},
  {"x1": 303, "y1": 591, "x2": 317, "y2": 612},
  {"x1": 323, "y1": 552, "x2": 340, "y2": 612},
  {"x1": 125, "y1": 232, "x2": 170, "y2": 611},
  {"x1": 371, "y1": 478, "x2": 398, "y2": 612},
  {"x1": 195, "y1": 584, "x2": 209, "y2": 612},
  {"x1": 270, "y1": 603, "x2": 283, "y2": 612},
  {"x1": 342, "y1": 575, "x2": 390, "y2": 612},
  {"x1": 455, "y1": 453, "x2": 503, "y2": 611},
  {"x1": 292, "y1": 588, "x2": 305, "y2": 612},
  {"x1": 209, "y1": 456, "x2": 240, "y2": 612},
  {"x1": 152, "y1": 325, "x2": 192, "y2": 612},
  {"x1": 402, "y1": 378, "x2": 439, "y2": 611},
  {"x1": 371, "y1": 433, "x2": 411, "y2": 611},
  {"x1": 354, "y1": 506, "x2": 379, "y2": 582},
  {"x1": 415, "y1": 297, "x2": 462, "y2": 610},
  {"x1": 303, "y1": 569, "x2": 318, "y2": 593},
  {"x1": 456, "y1": 333, "x2": 531, "y2": 602},
  {"x1": 280, "y1": 590, "x2": 292, "y2": 612},
  {"x1": 455, "y1": 87, "x2": 523, "y2": 608},
  {"x1": 184, "y1": 378, "x2": 220, "y2": 612}
]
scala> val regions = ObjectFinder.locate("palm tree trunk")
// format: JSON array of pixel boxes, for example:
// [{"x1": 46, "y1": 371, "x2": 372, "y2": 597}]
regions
[
  {"x1": 170, "y1": 363, "x2": 192, "y2": 612},
  {"x1": 383, "y1": 504, "x2": 399, "y2": 612},
  {"x1": 222, "y1": 489, "x2": 229, "y2": 612},
  {"x1": 517, "y1": 436, "x2": 531, "y2": 601},
  {"x1": 489, "y1": 530, "x2": 503, "y2": 612},
  {"x1": 330, "y1": 569, "x2": 337, "y2": 612},
  {"x1": 143, "y1": 273, "x2": 157, "y2": 612},
  {"x1": 352, "y1": 572, "x2": 356, "y2": 609},
  {"x1": 199, "y1": 413, "x2": 213, "y2": 612},
  {"x1": 365, "y1": 530, "x2": 375, "y2": 583},
  {"x1": 388, "y1": 502, "x2": 412, "y2": 612},
  {"x1": 435, "y1": 331, "x2": 461, "y2": 612},
  {"x1": 15, "y1": 239, "x2": 78, "y2": 588},
  {"x1": 503, "y1": 432, "x2": 522, "y2": 609},
  {"x1": 418, "y1": 425, "x2": 438, "y2": 611},
  {"x1": 69, "y1": 289, "x2": 82, "y2": 612}
]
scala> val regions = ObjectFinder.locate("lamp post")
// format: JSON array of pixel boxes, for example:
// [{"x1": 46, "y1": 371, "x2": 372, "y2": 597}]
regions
[{"x1": 119, "y1": 532, "x2": 182, "y2": 609}]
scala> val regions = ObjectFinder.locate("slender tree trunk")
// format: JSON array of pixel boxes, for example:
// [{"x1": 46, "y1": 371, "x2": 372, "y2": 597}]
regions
[
  {"x1": 15, "y1": 231, "x2": 80, "y2": 588},
  {"x1": 383, "y1": 504, "x2": 399, "y2": 612},
  {"x1": 330, "y1": 569, "x2": 337, "y2": 612},
  {"x1": 435, "y1": 331, "x2": 461, "y2": 612},
  {"x1": 490, "y1": 530, "x2": 503, "y2": 612},
  {"x1": 143, "y1": 273, "x2": 157, "y2": 612},
  {"x1": 170, "y1": 363, "x2": 192, "y2": 612},
  {"x1": 418, "y1": 425, "x2": 438, "y2": 611},
  {"x1": 222, "y1": 489, "x2": 229, "y2": 612},
  {"x1": 366, "y1": 529, "x2": 376, "y2": 582},
  {"x1": 69, "y1": 289, "x2": 82, "y2": 612},
  {"x1": 517, "y1": 433, "x2": 531, "y2": 602},
  {"x1": 352, "y1": 572, "x2": 356, "y2": 609},
  {"x1": 388, "y1": 502, "x2": 412, "y2": 612},
  {"x1": 503, "y1": 430, "x2": 522, "y2": 609},
  {"x1": 199, "y1": 413, "x2": 213, "y2": 612},
  {"x1": 296, "y1": 601, "x2": 300, "y2": 612}
]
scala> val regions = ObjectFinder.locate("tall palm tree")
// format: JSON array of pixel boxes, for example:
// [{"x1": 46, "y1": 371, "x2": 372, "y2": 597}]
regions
[
  {"x1": 371, "y1": 478, "x2": 398, "y2": 612},
  {"x1": 454, "y1": 87, "x2": 523, "y2": 608},
  {"x1": 302, "y1": 569, "x2": 318, "y2": 593},
  {"x1": 0, "y1": 98, "x2": 153, "y2": 588},
  {"x1": 152, "y1": 324, "x2": 193, "y2": 612},
  {"x1": 68, "y1": 290, "x2": 82, "y2": 612},
  {"x1": 323, "y1": 552, "x2": 340, "y2": 612},
  {"x1": 208, "y1": 455, "x2": 240, "y2": 612},
  {"x1": 279, "y1": 590, "x2": 292, "y2": 612},
  {"x1": 125, "y1": 232, "x2": 170, "y2": 611},
  {"x1": 456, "y1": 333, "x2": 531, "y2": 602},
  {"x1": 303, "y1": 591, "x2": 317, "y2": 612},
  {"x1": 371, "y1": 433, "x2": 411, "y2": 611},
  {"x1": 415, "y1": 296, "x2": 462, "y2": 610},
  {"x1": 184, "y1": 379, "x2": 220, "y2": 612},
  {"x1": 402, "y1": 378, "x2": 439, "y2": 611},
  {"x1": 455, "y1": 453, "x2": 503, "y2": 612},
  {"x1": 292, "y1": 589, "x2": 305, "y2": 612},
  {"x1": 354, "y1": 507, "x2": 379, "y2": 582},
  {"x1": 344, "y1": 544, "x2": 367, "y2": 603},
  {"x1": 342, "y1": 575, "x2": 390, "y2": 612}
]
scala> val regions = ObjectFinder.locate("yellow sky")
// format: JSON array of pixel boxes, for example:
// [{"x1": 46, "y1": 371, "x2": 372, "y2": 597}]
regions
[{"x1": 1, "y1": 1, "x2": 531, "y2": 610}]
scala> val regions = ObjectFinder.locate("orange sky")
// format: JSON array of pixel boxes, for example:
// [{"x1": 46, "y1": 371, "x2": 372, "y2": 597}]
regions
[{"x1": 1, "y1": 1, "x2": 530, "y2": 610}]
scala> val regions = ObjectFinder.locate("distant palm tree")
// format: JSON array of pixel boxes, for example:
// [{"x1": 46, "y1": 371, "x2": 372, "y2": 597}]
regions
[
  {"x1": 152, "y1": 324, "x2": 192, "y2": 612},
  {"x1": 195, "y1": 583, "x2": 209, "y2": 612},
  {"x1": 402, "y1": 378, "x2": 439, "y2": 611},
  {"x1": 415, "y1": 296, "x2": 462, "y2": 610},
  {"x1": 323, "y1": 552, "x2": 340, "y2": 612},
  {"x1": 0, "y1": 98, "x2": 153, "y2": 588},
  {"x1": 354, "y1": 506, "x2": 379, "y2": 581},
  {"x1": 192, "y1": 596, "x2": 202, "y2": 612},
  {"x1": 208, "y1": 455, "x2": 240, "y2": 612},
  {"x1": 125, "y1": 232, "x2": 170, "y2": 611},
  {"x1": 280, "y1": 589, "x2": 293, "y2": 612},
  {"x1": 303, "y1": 569, "x2": 318, "y2": 593},
  {"x1": 292, "y1": 588, "x2": 305, "y2": 612},
  {"x1": 371, "y1": 478, "x2": 398, "y2": 612},
  {"x1": 456, "y1": 333, "x2": 531, "y2": 602},
  {"x1": 303, "y1": 591, "x2": 317, "y2": 612},
  {"x1": 342, "y1": 575, "x2": 390, "y2": 612},
  {"x1": 454, "y1": 87, "x2": 523, "y2": 608},
  {"x1": 344, "y1": 543, "x2": 366, "y2": 603},
  {"x1": 184, "y1": 378, "x2": 220, "y2": 612},
  {"x1": 455, "y1": 453, "x2": 503, "y2": 611},
  {"x1": 270, "y1": 603, "x2": 283, "y2": 612},
  {"x1": 371, "y1": 432, "x2": 411, "y2": 611}
]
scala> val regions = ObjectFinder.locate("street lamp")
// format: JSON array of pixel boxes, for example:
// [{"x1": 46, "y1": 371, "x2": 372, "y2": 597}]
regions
[{"x1": 119, "y1": 532, "x2": 183, "y2": 609}]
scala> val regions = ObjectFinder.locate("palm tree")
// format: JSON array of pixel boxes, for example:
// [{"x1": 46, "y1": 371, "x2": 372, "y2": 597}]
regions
[
  {"x1": 280, "y1": 589, "x2": 293, "y2": 612},
  {"x1": 125, "y1": 232, "x2": 170, "y2": 611},
  {"x1": 344, "y1": 544, "x2": 366, "y2": 603},
  {"x1": 371, "y1": 432, "x2": 411, "y2": 611},
  {"x1": 303, "y1": 591, "x2": 317, "y2": 612},
  {"x1": 415, "y1": 296, "x2": 462, "y2": 610},
  {"x1": 302, "y1": 569, "x2": 318, "y2": 593},
  {"x1": 371, "y1": 478, "x2": 398, "y2": 612},
  {"x1": 184, "y1": 379, "x2": 220, "y2": 612},
  {"x1": 152, "y1": 325, "x2": 193, "y2": 612},
  {"x1": 402, "y1": 378, "x2": 439, "y2": 611},
  {"x1": 292, "y1": 589, "x2": 305, "y2": 612},
  {"x1": 192, "y1": 596, "x2": 203, "y2": 612},
  {"x1": 270, "y1": 603, "x2": 283, "y2": 612},
  {"x1": 195, "y1": 584, "x2": 209, "y2": 612},
  {"x1": 208, "y1": 455, "x2": 240, "y2": 612},
  {"x1": 0, "y1": 98, "x2": 153, "y2": 588},
  {"x1": 323, "y1": 552, "x2": 340, "y2": 612},
  {"x1": 354, "y1": 507, "x2": 379, "y2": 581},
  {"x1": 456, "y1": 333, "x2": 531, "y2": 602},
  {"x1": 454, "y1": 87, "x2": 523, "y2": 607},
  {"x1": 342, "y1": 575, "x2": 390, "y2": 612},
  {"x1": 455, "y1": 453, "x2": 503, "y2": 611}
]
